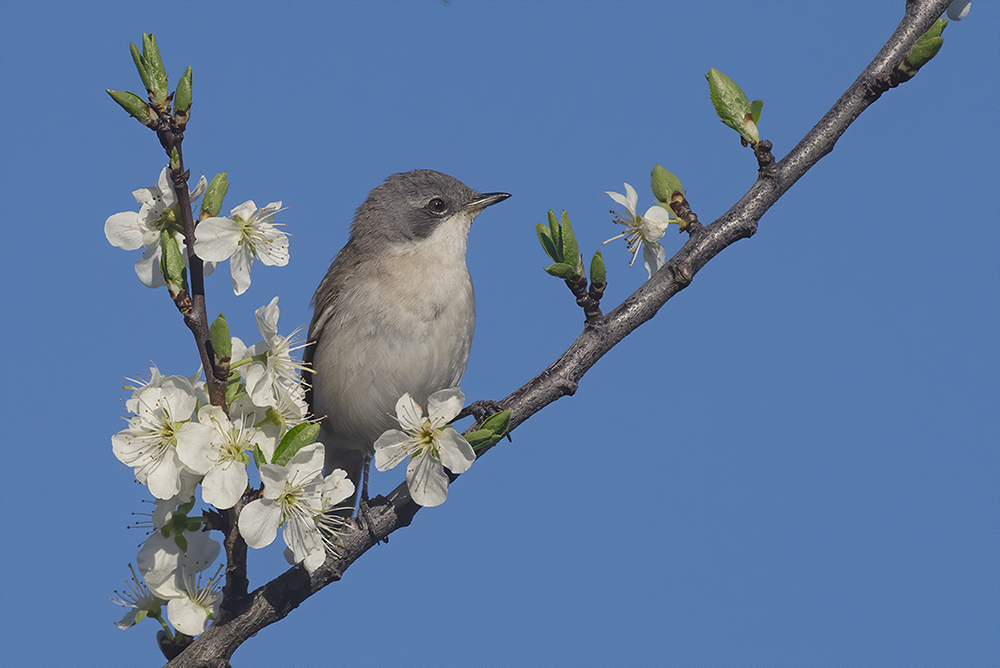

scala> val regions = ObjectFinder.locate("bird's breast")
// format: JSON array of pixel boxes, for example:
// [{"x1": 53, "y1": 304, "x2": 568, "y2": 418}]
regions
[{"x1": 311, "y1": 251, "x2": 476, "y2": 455}]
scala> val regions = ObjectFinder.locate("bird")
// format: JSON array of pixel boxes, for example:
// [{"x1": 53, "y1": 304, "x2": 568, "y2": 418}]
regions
[{"x1": 304, "y1": 169, "x2": 510, "y2": 512}]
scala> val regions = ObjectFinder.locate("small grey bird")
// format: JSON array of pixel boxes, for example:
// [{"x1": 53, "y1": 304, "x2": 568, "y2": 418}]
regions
[{"x1": 305, "y1": 169, "x2": 510, "y2": 509}]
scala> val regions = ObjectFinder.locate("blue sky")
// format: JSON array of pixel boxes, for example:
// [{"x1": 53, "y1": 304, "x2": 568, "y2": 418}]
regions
[{"x1": 2, "y1": 2, "x2": 996, "y2": 666}]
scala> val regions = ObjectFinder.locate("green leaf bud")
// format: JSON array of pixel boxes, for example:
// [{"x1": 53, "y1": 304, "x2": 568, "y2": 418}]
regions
[
  {"x1": 590, "y1": 249, "x2": 606, "y2": 286},
  {"x1": 559, "y1": 210, "x2": 581, "y2": 275},
  {"x1": 129, "y1": 42, "x2": 153, "y2": 96},
  {"x1": 544, "y1": 262, "x2": 578, "y2": 279},
  {"x1": 547, "y1": 209, "x2": 563, "y2": 260},
  {"x1": 173, "y1": 66, "x2": 192, "y2": 127},
  {"x1": 535, "y1": 222, "x2": 559, "y2": 262},
  {"x1": 650, "y1": 165, "x2": 684, "y2": 204},
  {"x1": 903, "y1": 19, "x2": 947, "y2": 74},
  {"x1": 209, "y1": 313, "x2": 232, "y2": 360},
  {"x1": 225, "y1": 370, "x2": 243, "y2": 410},
  {"x1": 480, "y1": 409, "x2": 511, "y2": 436},
  {"x1": 140, "y1": 33, "x2": 169, "y2": 105},
  {"x1": 706, "y1": 67, "x2": 759, "y2": 144},
  {"x1": 106, "y1": 89, "x2": 157, "y2": 127},
  {"x1": 159, "y1": 229, "x2": 187, "y2": 298},
  {"x1": 201, "y1": 172, "x2": 230, "y2": 219}
]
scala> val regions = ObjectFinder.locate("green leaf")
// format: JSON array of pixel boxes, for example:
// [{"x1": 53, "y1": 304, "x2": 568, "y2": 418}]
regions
[
  {"x1": 140, "y1": 33, "x2": 169, "y2": 105},
  {"x1": 905, "y1": 18, "x2": 947, "y2": 71},
  {"x1": 464, "y1": 410, "x2": 510, "y2": 452},
  {"x1": 159, "y1": 229, "x2": 187, "y2": 298},
  {"x1": 182, "y1": 515, "x2": 204, "y2": 532},
  {"x1": 209, "y1": 313, "x2": 232, "y2": 359},
  {"x1": 650, "y1": 165, "x2": 684, "y2": 204},
  {"x1": 535, "y1": 222, "x2": 559, "y2": 262},
  {"x1": 750, "y1": 99, "x2": 764, "y2": 124},
  {"x1": 129, "y1": 42, "x2": 153, "y2": 98},
  {"x1": 547, "y1": 209, "x2": 563, "y2": 260},
  {"x1": 173, "y1": 65, "x2": 192, "y2": 126},
  {"x1": 706, "y1": 67, "x2": 759, "y2": 143},
  {"x1": 559, "y1": 210, "x2": 581, "y2": 274},
  {"x1": 272, "y1": 422, "x2": 321, "y2": 466},
  {"x1": 106, "y1": 89, "x2": 156, "y2": 126},
  {"x1": 176, "y1": 497, "x2": 196, "y2": 515},
  {"x1": 201, "y1": 172, "x2": 229, "y2": 219},
  {"x1": 173, "y1": 531, "x2": 188, "y2": 553},
  {"x1": 480, "y1": 409, "x2": 511, "y2": 435},
  {"x1": 251, "y1": 443, "x2": 267, "y2": 469},
  {"x1": 224, "y1": 370, "x2": 243, "y2": 408},
  {"x1": 544, "y1": 262, "x2": 578, "y2": 279},
  {"x1": 463, "y1": 429, "x2": 494, "y2": 450},
  {"x1": 590, "y1": 249, "x2": 606, "y2": 286}
]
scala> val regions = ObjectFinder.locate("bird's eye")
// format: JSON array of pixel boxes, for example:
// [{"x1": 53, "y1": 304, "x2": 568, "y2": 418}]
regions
[{"x1": 427, "y1": 197, "x2": 448, "y2": 215}]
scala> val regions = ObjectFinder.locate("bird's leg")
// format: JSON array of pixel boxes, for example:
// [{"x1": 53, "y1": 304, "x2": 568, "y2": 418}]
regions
[{"x1": 356, "y1": 458, "x2": 384, "y2": 544}]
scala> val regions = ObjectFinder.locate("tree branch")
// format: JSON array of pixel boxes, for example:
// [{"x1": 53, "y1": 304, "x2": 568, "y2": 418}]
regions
[{"x1": 165, "y1": 1, "x2": 952, "y2": 665}]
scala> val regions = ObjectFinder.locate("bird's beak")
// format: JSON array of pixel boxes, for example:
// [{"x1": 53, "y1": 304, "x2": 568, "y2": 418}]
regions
[{"x1": 467, "y1": 191, "x2": 511, "y2": 213}]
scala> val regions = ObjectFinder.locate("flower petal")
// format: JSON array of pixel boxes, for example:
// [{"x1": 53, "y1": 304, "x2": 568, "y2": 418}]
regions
[
  {"x1": 201, "y1": 459, "x2": 248, "y2": 510},
  {"x1": 238, "y1": 498, "x2": 281, "y2": 548},
  {"x1": 606, "y1": 190, "x2": 629, "y2": 209},
  {"x1": 193, "y1": 217, "x2": 240, "y2": 261},
  {"x1": 623, "y1": 183, "x2": 639, "y2": 216},
  {"x1": 395, "y1": 393, "x2": 424, "y2": 431},
  {"x1": 373, "y1": 430, "x2": 412, "y2": 471},
  {"x1": 174, "y1": 421, "x2": 217, "y2": 474},
  {"x1": 427, "y1": 387, "x2": 465, "y2": 425},
  {"x1": 406, "y1": 453, "x2": 449, "y2": 507},
  {"x1": 134, "y1": 243, "x2": 165, "y2": 288},
  {"x1": 230, "y1": 245, "x2": 254, "y2": 295},
  {"x1": 283, "y1": 516, "x2": 322, "y2": 563},
  {"x1": 300, "y1": 545, "x2": 326, "y2": 573},
  {"x1": 436, "y1": 427, "x2": 476, "y2": 475},
  {"x1": 105, "y1": 212, "x2": 146, "y2": 250},
  {"x1": 167, "y1": 595, "x2": 215, "y2": 636},
  {"x1": 321, "y1": 468, "x2": 356, "y2": 507},
  {"x1": 642, "y1": 241, "x2": 666, "y2": 280}
]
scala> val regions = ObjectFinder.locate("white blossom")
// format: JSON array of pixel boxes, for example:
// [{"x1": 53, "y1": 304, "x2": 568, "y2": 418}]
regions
[
  {"x1": 110, "y1": 565, "x2": 163, "y2": 630},
  {"x1": 137, "y1": 531, "x2": 221, "y2": 601},
  {"x1": 175, "y1": 405, "x2": 268, "y2": 509},
  {"x1": 112, "y1": 373, "x2": 203, "y2": 500},
  {"x1": 604, "y1": 183, "x2": 674, "y2": 279},
  {"x1": 374, "y1": 388, "x2": 475, "y2": 507},
  {"x1": 194, "y1": 201, "x2": 288, "y2": 295},
  {"x1": 165, "y1": 568, "x2": 222, "y2": 636},
  {"x1": 104, "y1": 166, "x2": 209, "y2": 288},
  {"x1": 233, "y1": 298, "x2": 310, "y2": 412},
  {"x1": 238, "y1": 443, "x2": 354, "y2": 572}
]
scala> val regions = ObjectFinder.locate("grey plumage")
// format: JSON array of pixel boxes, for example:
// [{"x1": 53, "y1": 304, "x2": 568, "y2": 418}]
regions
[{"x1": 304, "y1": 169, "x2": 509, "y2": 507}]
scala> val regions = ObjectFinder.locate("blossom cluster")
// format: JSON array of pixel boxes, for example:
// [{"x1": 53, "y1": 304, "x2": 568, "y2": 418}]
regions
[
  {"x1": 111, "y1": 298, "x2": 354, "y2": 635},
  {"x1": 105, "y1": 166, "x2": 288, "y2": 295}
]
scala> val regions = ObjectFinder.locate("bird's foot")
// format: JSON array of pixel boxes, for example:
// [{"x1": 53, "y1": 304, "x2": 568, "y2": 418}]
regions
[{"x1": 456, "y1": 399, "x2": 503, "y2": 424}]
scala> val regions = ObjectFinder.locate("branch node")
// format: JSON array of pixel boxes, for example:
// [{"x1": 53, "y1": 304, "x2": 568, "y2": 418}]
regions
[
  {"x1": 564, "y1": 274, "x2": 605, "y2": 323},
  {"x1": 669, "y1": 191, "x2": 701, "y2": 233},
  {"x1": 754, "y1": 139, "x2": 777, "y2": 177}
]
